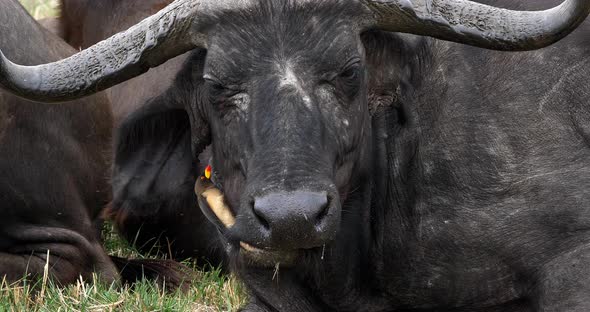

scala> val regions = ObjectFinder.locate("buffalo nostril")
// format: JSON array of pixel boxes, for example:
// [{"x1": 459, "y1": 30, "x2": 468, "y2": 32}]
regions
[
  {"x1": 315, "y1": 195, "x2": 331, "y2": 227},
  {"x1": 251, "y1": 199, "x2": 270, "y2": 231}
]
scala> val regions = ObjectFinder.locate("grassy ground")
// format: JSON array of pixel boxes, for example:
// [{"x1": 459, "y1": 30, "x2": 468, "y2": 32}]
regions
[
  {"x1": 2, "y1": 1, "x2": 247, "y2": 311},
  {"x1": 0, "y1": 222, "x2": 246, "y2": 312}
]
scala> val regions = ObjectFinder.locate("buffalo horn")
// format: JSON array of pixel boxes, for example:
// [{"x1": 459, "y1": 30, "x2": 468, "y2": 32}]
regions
[
  {"x1": 362, "y1": 0, "x2": 590, "y2": 51},
  {"x1": 0, "y1": 0, "x2": 248, "y2": 102}
]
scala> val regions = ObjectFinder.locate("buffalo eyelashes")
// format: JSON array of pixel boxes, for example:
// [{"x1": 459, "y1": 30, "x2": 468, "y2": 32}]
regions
[
  {"x1": 206, "y1": 79, "x2": 240, "y2": 98},
  {"x1": 205, "y1": 79, "x2": 245, "y2": 114},
  {"x1": 334, "y1": 63, "x2": 361, "y2": 99},
  {"x1": 339, "y1": 64, "x2": 360, "y2": 81}
]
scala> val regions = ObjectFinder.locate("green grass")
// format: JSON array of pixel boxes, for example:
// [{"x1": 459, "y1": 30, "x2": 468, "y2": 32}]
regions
[
  {"x1": 1, "y1": 270, "x2": 245, "y2": 311},
  {"x1": 0, "y1": 222, "x2": 247, "y2": 312},
  {"x1": 3, "y1": 1, "x2": 248, "y2": 310}
]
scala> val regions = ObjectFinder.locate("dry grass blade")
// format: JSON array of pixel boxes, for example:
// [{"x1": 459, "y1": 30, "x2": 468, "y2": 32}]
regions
[{"x1": 4, "y1": 2, "x2": 248, "y2": 311}]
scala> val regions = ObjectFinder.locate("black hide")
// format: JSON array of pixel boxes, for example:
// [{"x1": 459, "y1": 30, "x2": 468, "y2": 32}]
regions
[
  {"x1": 0, "y1": 0, "x2": 116, "y2": 284},
  {"x1": 188, "y1": 1, "x2": 590, "y2": 311},
  {"x1": 56, "y1": 0, "x2": 590, "y2": 310},
  {"x1": 55, "y1": 0, "x2": 225, "y2": 265}
]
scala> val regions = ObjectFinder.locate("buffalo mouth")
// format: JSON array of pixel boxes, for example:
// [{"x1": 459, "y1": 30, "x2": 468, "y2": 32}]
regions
[{"x1": 194, "y1": 178, "x2": 299, "y2": 267}]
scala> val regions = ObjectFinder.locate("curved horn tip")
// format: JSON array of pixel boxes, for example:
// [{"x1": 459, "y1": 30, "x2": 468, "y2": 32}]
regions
[
  {"x1": 0, "y1": 0, "x2": 204, "y2": 103},
  {"x1": 363, "y1": 0, "x2": 590, "y2": 51}
]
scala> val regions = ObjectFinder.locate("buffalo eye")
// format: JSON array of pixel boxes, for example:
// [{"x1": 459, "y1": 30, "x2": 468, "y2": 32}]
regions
[
  {"x1": 205, "y1": 78, "x2": 238, "y2": 100},
  {"x1": 333, "y1": 61, "x2": 362, "y2": 100},
  {"x1": 204, "y1": 78, "x2": 249, "y2": 121},
  {"x1": 339, "y1": 63, "x2": 360, "y2": 81}
]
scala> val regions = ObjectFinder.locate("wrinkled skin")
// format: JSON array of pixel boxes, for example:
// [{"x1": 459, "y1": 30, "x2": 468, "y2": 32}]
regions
[
  {"x1": 0, "y1": 1, "x2": 193, "y2": 289},
  {"x1": 57, "y1": 0, "x2": 590, "y2": 310},
  {"x1": 186, "y1": 1, "x2": 590, "y2": 311},
  {"x1": 55, "y1": 0, "x2": 225, "y2": 265},
  {"x1": 0, "y1": 0, "x2": 116, "y2": 284}
]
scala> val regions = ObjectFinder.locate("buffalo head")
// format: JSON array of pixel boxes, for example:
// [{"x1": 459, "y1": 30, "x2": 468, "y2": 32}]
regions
[
  {"x1": 1, "y1": 0, "x2": 589, "y2": 266},
  {"x1": 194, "y1": 3, "x2": 373, "y2": 264}
]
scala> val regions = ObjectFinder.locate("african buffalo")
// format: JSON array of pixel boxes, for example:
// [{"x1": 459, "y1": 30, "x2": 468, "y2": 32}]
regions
[
  {"x1": 0, "y1": 0, "x2": 188, "y2": 288},
  {"x1": 2, "y1": 0, "x2": 590, "y2": 310},
  {"x1": 49, "y1": 0, "x2": 225, "y2": 265}
]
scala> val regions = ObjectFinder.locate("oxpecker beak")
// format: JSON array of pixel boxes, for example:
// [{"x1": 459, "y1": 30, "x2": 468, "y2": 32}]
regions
[{"x1": 195, "y1": 177, "x2": 235, "y2": 228}]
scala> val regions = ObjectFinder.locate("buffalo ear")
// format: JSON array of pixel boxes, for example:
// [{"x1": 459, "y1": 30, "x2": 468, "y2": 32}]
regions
[
  {"x1": 362, "y1": 30, "x2": 425, "y2": 116},
  {"x1": 116, "y1": 49, "x2": 211, "y2": 162},
  {"x1": 109, "y1": 105, "x2": 216, "y2": 259},
  {"x1": 362, "y1": 30, "x2": 402, "y2": 115},
  {"x1": 108, "y1": 50, "x2": 214, "y2": 258}
]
